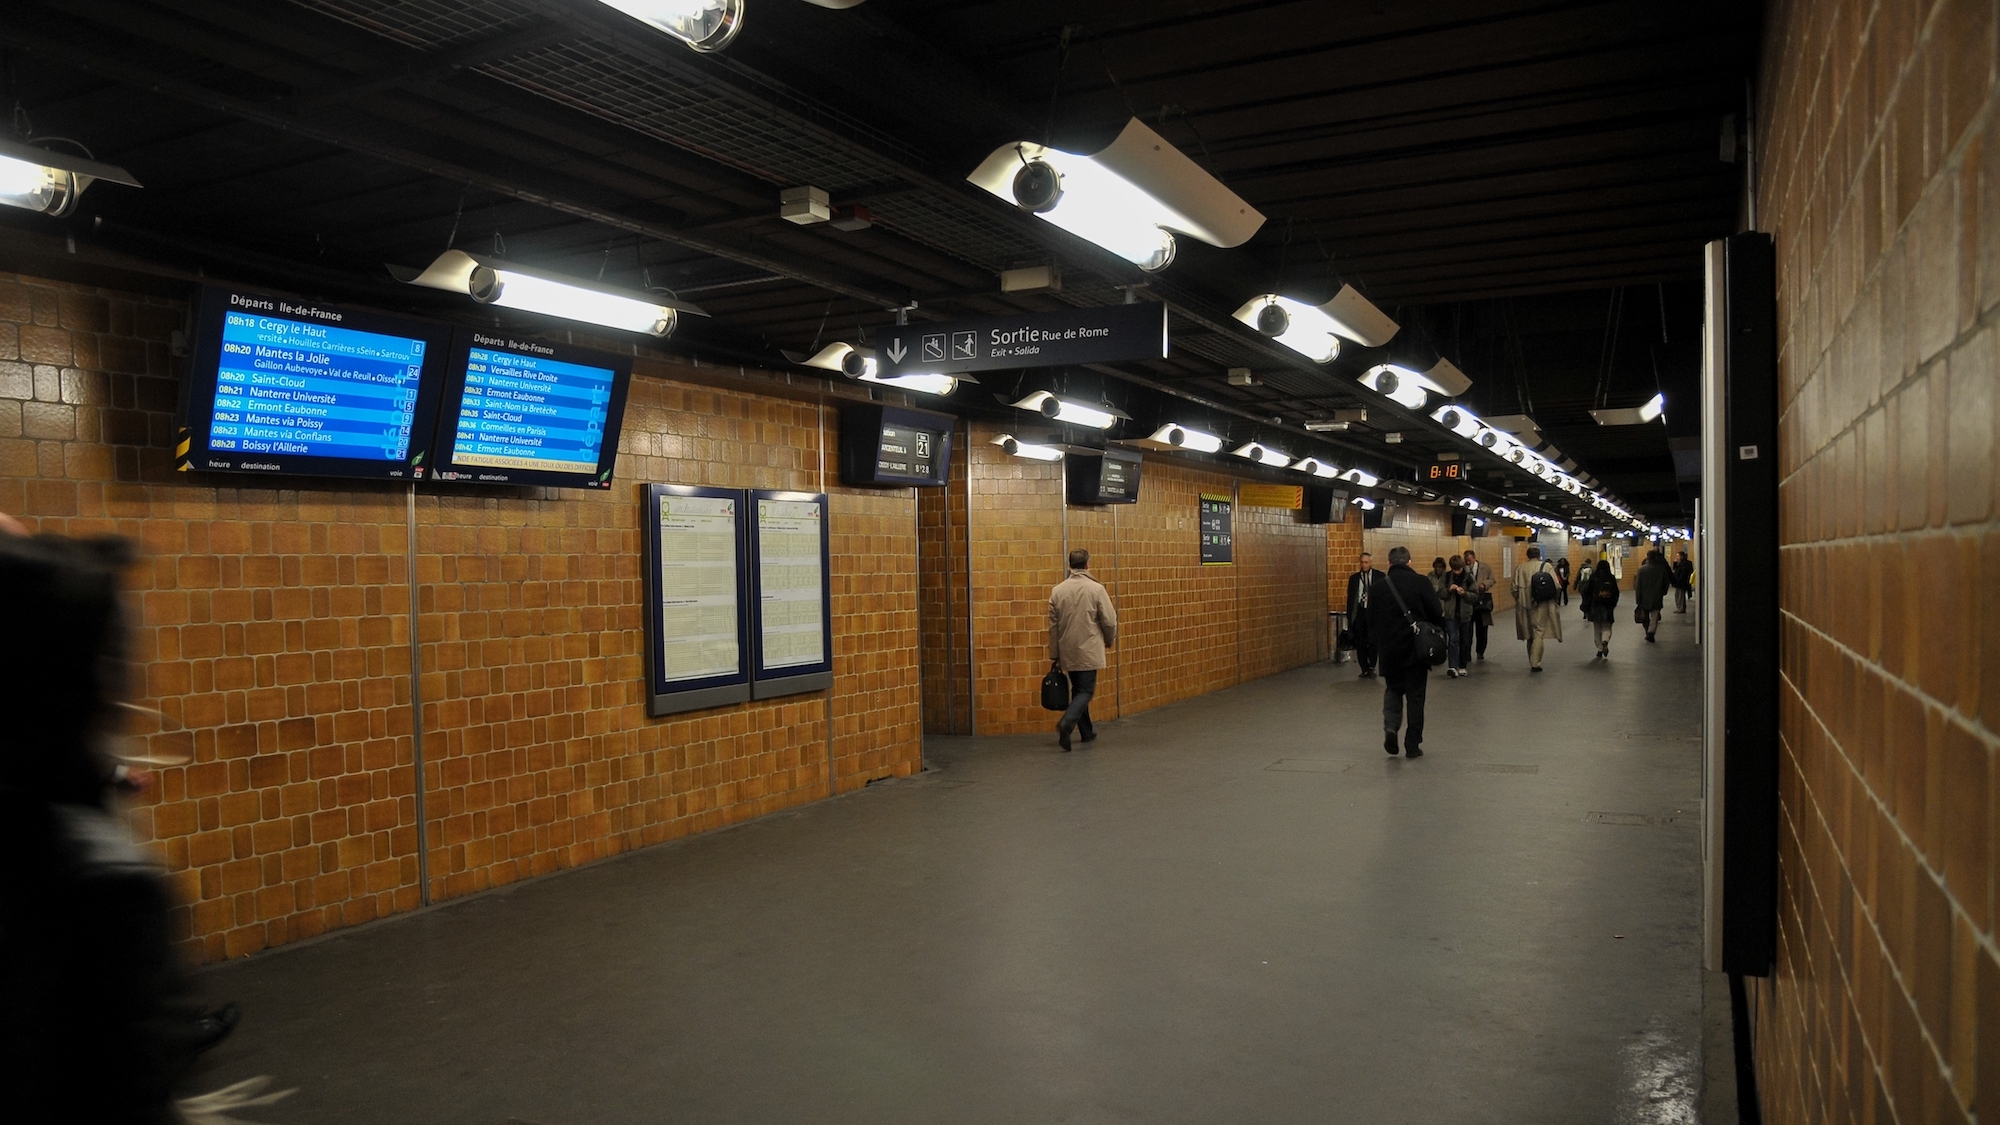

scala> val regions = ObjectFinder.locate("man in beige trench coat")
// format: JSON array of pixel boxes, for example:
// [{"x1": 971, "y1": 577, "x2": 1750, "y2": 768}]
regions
[
  {"x1": 1049, "y1": 548, "x2": 1118, "y2": 751},
  {"x1": 1510, "y1": 545, "x2": 1563, "y2": 672}
]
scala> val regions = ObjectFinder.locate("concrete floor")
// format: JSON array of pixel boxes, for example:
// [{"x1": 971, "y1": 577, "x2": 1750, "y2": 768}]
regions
[{"x1": 192, "y1": 603, "x2": 1711, "y2": 1124}]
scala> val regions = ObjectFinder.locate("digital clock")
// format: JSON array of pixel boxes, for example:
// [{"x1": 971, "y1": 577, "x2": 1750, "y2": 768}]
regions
[{"x1": 1422, "y1": 462, "x2": 1467, "y2": 482}]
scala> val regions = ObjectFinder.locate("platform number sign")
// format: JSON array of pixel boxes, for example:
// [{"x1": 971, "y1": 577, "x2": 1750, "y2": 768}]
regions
[{"x1": 1200, "y1": 493, "x2": 1233, "y2": 566}]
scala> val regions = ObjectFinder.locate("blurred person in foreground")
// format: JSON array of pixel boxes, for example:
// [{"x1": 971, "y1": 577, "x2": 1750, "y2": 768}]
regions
[{"x1": 0, "y1": 519, "x2": 283, "y2": 1124}]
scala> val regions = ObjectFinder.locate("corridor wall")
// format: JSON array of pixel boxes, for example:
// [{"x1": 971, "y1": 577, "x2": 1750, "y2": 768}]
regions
[
  {"x1": 960, "y1": 421, "x2": 1329, "y2": 737},
  {"x1": 0, "y1": 272, "x2": 921, "y2": 964},
  {"x1": 1755, "y1": 0, "x2": 1998, "y2": 1120}
]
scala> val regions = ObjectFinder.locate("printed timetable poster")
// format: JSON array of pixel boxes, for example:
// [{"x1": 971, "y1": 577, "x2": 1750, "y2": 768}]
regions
[
  {"x1": 748, "y1": 491, "x2": 833, "y2": 697},
  {"x1": 641, "y1": 484, "x2": 751, "y2": 716},
  {"x1": 1200, "y1": 493, "x2": 1234, "y2": 565}
]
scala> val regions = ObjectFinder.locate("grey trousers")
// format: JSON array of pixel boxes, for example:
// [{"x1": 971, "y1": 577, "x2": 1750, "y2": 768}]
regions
[{"x1": 1060, "y1": 669, "x2": 1097, "y2": 736}]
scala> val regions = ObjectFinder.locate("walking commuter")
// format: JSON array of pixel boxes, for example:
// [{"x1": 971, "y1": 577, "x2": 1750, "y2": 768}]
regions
[
  {"x1": 1427, "y1": 556, "x2": 1450, "y2": 605},
  {"x1": 1582, "y1": 555, "x2": 1621, "y2": 658},
  {"x1": 1345, "y1": 552, "x2": 1380, "y2": 678},
  {"x1": 1443, "y1": 554, "x2": 1476, "y2": 677},
  {"x1": 1366, "y1": 546, "x2": 1446, "y2": 757},
  {"x1": 1510, "y1": 545, "x2": 1563, "y2": 672},
  {"x1": 1634, "y1": 549, "x2": 1671, "y2": 642},
  {"x1": 1049, "y1": 548, "x2": 1117, "y2": 751},
  {"x1": 1672, "y1": 550, "x2": 1695, "y2": 613},
  {"x1": 1554, "y1": 556, "x2": 1571, "y2": 606},
  {"x1": 1459, "y1": 548, "x2": 1496, "y2": 660}
]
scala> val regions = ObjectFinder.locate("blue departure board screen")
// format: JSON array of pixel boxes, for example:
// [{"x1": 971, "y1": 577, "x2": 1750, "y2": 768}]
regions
[
  {"x1": 210, "y1": 314, "x2": 427, "y2": 462},
  {"x1": 432, "y1": 332, "x2": 633, "y2": 490},
  {"x1": 179, "y1": 286, "x2": 451, "y2": 481}
]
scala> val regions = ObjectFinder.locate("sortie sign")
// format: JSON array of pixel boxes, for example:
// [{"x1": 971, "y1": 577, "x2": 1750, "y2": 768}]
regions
[{"x1": 875, "y1": 303, "x2": 1167, "y2": 376}]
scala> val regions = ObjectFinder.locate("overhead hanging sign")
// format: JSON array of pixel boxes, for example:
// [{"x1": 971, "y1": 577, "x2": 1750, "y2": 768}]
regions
[{"x1": 874, "y1": 303, "x2": 1167, "y2": 376}]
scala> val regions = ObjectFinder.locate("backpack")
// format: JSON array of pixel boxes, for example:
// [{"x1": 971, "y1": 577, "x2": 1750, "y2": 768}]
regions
[
  {"x1": 1529, "y1": 565, "x2": 1558, "y2": 605},
  {"x1": 1594, "y1": 574, "x2": 1618, "y2": 602}
]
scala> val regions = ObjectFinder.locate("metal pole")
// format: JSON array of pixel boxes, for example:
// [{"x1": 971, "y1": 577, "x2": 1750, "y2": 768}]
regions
[{"x1": 406, "y1": 484, "x2": 430, "y2": 906}]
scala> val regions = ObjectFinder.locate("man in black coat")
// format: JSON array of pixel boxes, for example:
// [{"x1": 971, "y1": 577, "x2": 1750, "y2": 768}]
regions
[
  {"x1": 1365, "y1": 545, "x2": 1447, "y2": 758},
  {"x1": 1343, "y1": 551, "x2": 1380, "y2": 678}
]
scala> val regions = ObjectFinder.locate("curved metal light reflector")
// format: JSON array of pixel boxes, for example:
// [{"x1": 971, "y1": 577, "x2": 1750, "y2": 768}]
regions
[
  {"x1": 1140, "y1": 423, "x2": 1223, "y2": 453},
  {"x1": 791, "y1": 342, "x2": 962, "y2": 396},
  {"x1": 1011, "y1": 390, "x2": 1122, "y2": 429},
  {"x1": 393, "y1": 249, "x2": 705, "y2": 336},
  {"x1": 593, "y1": 0, "x2": 744, "y2": 51},
  {"x1": 968, "y1": 118, "x2": 1265, "y2": 272},
  {"x1": 991, "y1": 433, "x2": 1063, "y2": 461},
  {"x1": 1231, "y1": 441, "x2": 1291, "y2": 467},
  {"x1": 0, "y1": 136, "x2": 141, "y2": 217}
]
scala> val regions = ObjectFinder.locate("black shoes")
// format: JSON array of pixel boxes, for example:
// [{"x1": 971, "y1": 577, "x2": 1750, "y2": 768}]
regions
[
  {"x1": 1056, "y1": 722, "x2": 1072, "y2": 751},
  {"x1": 1405, "y1": 745, "x2": 1424, "y2": 759},
  {"x1": 1384, "y1": 733, "x2": 1399, "y2": 756},
  {"x1": 1646, "y1": 633, "x2": 1657, "y2": 642},
  {"x1": 190, "y1": 1002, "x2": 241, "y2": 1054},
  {"x1": 1080, "y1": 731, "x2": 1097, "y2": 743},
  {"x1": 1359, "y1": 669, "x2": 1377, "y2": 679},
  {"x1": 1530, "y1": 666, "x2": 1543, "y2": 673}
]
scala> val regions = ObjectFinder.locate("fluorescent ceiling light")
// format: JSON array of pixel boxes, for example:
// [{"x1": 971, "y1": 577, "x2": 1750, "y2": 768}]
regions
[
  {"x1": 1137, "y1": 423, "x2": 1223, "y2": 454},
  {"x1": 1290, "y1": 457, "x2": 1339, "y2": 478},
  {"x1": 789, "y1": 342, "x2": 962, "y2": 396},
  {"x1": 1338, "y1": 468, "x2": 1379, "y2": 487},
  {"x1": 1358, "y1": 364, "x2": 1450, "y2": 410},
  {"x1": 1352, "y1": 498, "x2": 1377, "y2": 510},
  {"x1": 1480, "y1": 413, "x2": 1541, "y2": 437},
  {"x1": 1232, "y1": 442, "x2": 1291, "y2": 467},
  {"x1": 1459, "y1": 497, "x2": 1481, "y2": 509},
  {"x1": 1011, "y1": 390, "x2": 1122, "y2": 430},
  {"x1": 0, "y1": 136, "x2": 142, "y2": 216},
  {"x1": 393, "y1": 249, "x2": 703, "y2": 336},
  {"x1": 967, "y1": 118, "x2": 1265, "y2": 272},
  {"x1": 1472, "y1": 517, "x2": 1486, "y2": 527},
  {"x1": 592, "y1": 0, "x2": 744, "y2": 51},
  {"x1": 1590, "y1": 392, "x2": 1666, "y2": 426},
  {"x1": 1433, "y1": 404, "x2": 1482, "y2": 438},
  {"x1": 1231, "y1": 284, "x2": 1401, "y2": 363},
  {"x1": 991, "y1": 434, "x2": 1063, "y2": 461}
]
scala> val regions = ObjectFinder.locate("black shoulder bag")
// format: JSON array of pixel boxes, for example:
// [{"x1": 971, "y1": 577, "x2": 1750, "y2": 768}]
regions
[{"x1": 1378, "y1": 573, "x2": 1448, "y2": 668}]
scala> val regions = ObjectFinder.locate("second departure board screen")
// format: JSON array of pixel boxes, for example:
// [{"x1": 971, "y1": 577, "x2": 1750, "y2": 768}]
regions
[
  {"x1": 178, "y1": 285, "x2": 451, "y2": 481},
  {"x1": 432, "y1": 332, "x2": 634, "y2": 489}
]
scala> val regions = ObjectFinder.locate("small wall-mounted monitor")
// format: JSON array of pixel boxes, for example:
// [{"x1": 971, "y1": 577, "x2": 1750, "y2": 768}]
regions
[
  {"x1": 1065, "y1": 447, "x2": 1142, "y2": 505},
  {"x1": 1302, "y1": 485, "x2": 1348, "y2": 524},
  {"x1": 431, "y1": 331, "x2": 633, "y2": 489},
  {"x1": 178, "y1": 284, "x2": 452, "y2": 481},
  {"x1": 838, "y1": 402, "x2": 954, "y2": 487}
]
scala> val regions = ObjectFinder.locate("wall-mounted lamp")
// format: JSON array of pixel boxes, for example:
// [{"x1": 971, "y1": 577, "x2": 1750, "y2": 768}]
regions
[
  {"x1": 1232, "y1": 441, "x2": 1291, "y2": 467},
  {"x1": 967, "y1": 118, "x2": 1265, "y2": 272},
  {"x1": 393, "y1": 249, "x2": 703, "y2": 336},
  {"x1": 790, "y1": 342, "x2": 962, "y2": 396},
  {"x1": 1136, "y1": 422, "x2": 1223, "y2": 453},
  {"x1": 1590, "y1": 392, "x2": 1666, "y2": 426},
  {"x1": 593, "y1": 0, "x2": 744, "y2": 51},
  {"x1": 1010, "y1": 390, "x2": 1124, "y2": 430},
  {"x1": 991, "y1": 434, "x2": 1064, "y2": 461},
  {"x1": 0, "y1": 136, "x2": 142, "y2": 216}
]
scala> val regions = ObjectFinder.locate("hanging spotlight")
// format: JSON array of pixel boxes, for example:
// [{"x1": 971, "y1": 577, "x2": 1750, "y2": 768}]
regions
[
  {"x1": 1459, "y1": 497, "x2": 1481, "y2": 510},
  {"x1": 1338, "y1": 468, "x2": 1379, "y2": 487},
  {"x1": 393, "y1": 249, "x2": 703, "y2": 336},
  {"x1": 1232, "y1": 441, "x2": 1292, "y2": 467},
  {"x1": 1358, "y1": 364, "x2": 1455, "y2": 411},
  {"x1": 1590, "y1": 392, "x2": 1666, "y2": 426},
  {"x1": 1137, "y1": 423, "x2": 1224, "y2": 454},
  {"x1": 591, "y1": 0, "x2": 744, "y2": 51},
  {"x1": 1010, "y1": 390, "x2": 1123, "y2": 430},
  {"x1": 967, "y1": 118, "x2": 1265, "y2": 272},
  {"x1": 991, "y1": 434, "x2": 1064, "y2": 461},
  {"x1": 1290, "y1": 456, "x2": 1339, "y2": 478},
  {"x1": 1352, "y1": 498, "x2": 1378, "y2": 510},
  {"x1": 788, "y1": 342, "x2": 963, "y2": 396},
  {"x1": 0, "y1": 136, "x2": 142, "y2": 216}
]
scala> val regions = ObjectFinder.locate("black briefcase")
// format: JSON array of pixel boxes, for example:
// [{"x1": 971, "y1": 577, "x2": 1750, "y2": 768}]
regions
[{"x1": 1041, "y1": 662, "x2": 1070, "y2": 711}]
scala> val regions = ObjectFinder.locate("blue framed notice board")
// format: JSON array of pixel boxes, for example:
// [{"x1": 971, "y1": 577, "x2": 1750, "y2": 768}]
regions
[
  {"x1": 747, "y1": 490, "x2": 833, "y2": 698},
  {"x1": 642, "y1": 484, "x2": 752, "y2": 716}
]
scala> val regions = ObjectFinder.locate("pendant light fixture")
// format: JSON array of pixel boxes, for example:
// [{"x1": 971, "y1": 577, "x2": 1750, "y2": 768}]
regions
[
  {"x1": 790, "y1": 342, "x2": 964, "y2": 396},
  {"x1": 0, "y1": 136, "x2": 141, "y2": 216},
  {"x1": 392, "y1": 249, "x2": 704, "y2": 337},
  {"x1": 1232, "y1": 284, "x2": 1401, "y2": 364},
  {"x1": 1010, "y1": 390, "x2": 1123, "y2": 430},
  {"x1": 591, "y1": 0, "x2": 744, "y2": 51},
  {"x1": 967, "y1": 118, "x2": 1265, "y2": 272}
]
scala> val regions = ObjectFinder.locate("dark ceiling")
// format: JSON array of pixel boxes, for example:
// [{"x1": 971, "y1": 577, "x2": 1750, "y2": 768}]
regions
[{"x1": 0, "y1": 0, "x2": 1756, "y2": 521}]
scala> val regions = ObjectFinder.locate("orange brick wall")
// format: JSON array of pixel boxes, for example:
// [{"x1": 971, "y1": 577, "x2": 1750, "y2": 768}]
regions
[
  {"x1": 1755, "y1": 0, "x2": 1999, "y2": 1122},
  {"x1": 0, "y1": 272, "x2": 920, "y2": 963},
  {"x1": 965, "y1": 421, "x2": 1328, "y2": 735}
]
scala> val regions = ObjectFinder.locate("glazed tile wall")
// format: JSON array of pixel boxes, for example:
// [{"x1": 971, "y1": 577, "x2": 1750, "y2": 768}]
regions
[
  {"x1": 965, "y1": 422, "x2": 1328, "y2": 735},
  {"x1": 1754, "y1": 0, "x2": 1999, "y2": 1121},
  {"x1": 0, "y1": 272, "x2": 920, "y2": 963}
]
